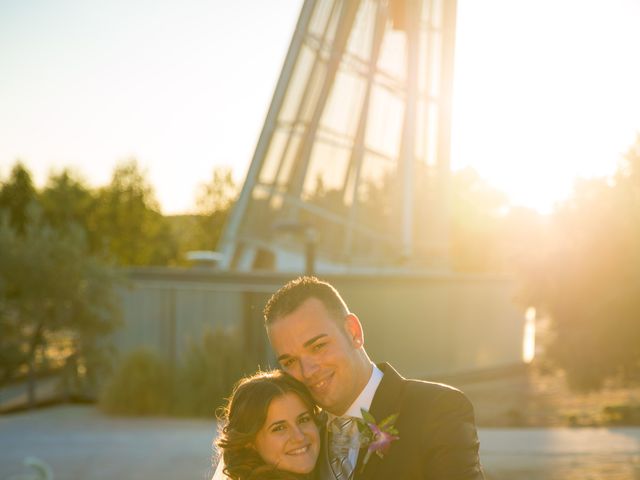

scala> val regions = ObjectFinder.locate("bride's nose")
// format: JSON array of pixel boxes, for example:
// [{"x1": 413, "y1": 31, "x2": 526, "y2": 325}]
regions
[{"x1": 289, "y1": 424, "x2": 306, "y2": 442}]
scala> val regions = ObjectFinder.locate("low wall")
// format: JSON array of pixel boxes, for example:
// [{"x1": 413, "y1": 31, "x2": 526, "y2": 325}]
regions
[{"x1": 113, "y1": 269, "x2": 526, "y2": 377}]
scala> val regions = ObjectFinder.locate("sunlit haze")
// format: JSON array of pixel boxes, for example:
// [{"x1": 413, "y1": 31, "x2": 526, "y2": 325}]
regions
[{"x1": 1, "y1": 0, "x2": 639, "y2": 214}]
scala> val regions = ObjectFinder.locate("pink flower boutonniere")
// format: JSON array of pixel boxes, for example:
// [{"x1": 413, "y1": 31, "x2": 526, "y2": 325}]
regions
[{"x1": 357, "y1": 408, "x2": 400, "y2": 469}]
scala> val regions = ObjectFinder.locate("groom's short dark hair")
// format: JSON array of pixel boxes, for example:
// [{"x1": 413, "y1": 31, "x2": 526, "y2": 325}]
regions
[{"x1": 263, "y1": 276, "x2": 349, "y2": 326}]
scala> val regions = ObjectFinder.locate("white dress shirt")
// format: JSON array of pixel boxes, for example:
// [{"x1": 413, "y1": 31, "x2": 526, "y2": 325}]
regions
[{"x1": 326, "y1": 363, "x2": 384, "y2": 469}]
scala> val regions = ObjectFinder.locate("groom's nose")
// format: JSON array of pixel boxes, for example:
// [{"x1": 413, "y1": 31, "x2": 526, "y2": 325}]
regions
[{"x1": 299, "y1": 356, "x2": 319, "y2": 379}]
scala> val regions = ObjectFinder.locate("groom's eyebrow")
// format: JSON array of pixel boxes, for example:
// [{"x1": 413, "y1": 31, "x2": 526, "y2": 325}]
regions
[
  {"x1": 303, "y1": 334, "x2": 328, "y2": 348},
  {"x1": 276, "y1": 334, "x2": 328, "y2": 362}
]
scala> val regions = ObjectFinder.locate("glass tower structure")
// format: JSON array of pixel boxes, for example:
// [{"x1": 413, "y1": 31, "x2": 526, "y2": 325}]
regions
[{"x1": 219, "y1": 0, "x2": 458, "y2": 272}]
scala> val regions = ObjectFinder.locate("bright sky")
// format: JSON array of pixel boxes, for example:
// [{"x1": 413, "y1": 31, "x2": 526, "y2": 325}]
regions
[{"x1": 1, "y1": 0, "x2": 639, "y2": 214}]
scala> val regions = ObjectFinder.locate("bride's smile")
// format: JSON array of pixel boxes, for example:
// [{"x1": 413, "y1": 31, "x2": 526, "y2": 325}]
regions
[{"x1": 253, "y1": 392, "x2": 320, "y2": 474}]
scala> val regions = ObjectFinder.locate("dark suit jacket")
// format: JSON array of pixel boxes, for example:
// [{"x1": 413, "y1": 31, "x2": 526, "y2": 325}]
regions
[{"x1": 318, "y1": 363, "x2": 484, "y2": 480}]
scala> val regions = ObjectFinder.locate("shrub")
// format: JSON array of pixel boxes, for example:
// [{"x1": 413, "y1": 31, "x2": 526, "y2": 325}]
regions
[
  {"x1": 99, "y1": 329, "x2": 259, "y2": 417},
  {"x1": 602, "y1": 404, "x2": 640, "y2": 426},
  {"x1": 99, "y1": 348, "x2": 174, "y2": 416},
  {"x1": 174, "y1": 329, "x2": 254, "y2": 417}
]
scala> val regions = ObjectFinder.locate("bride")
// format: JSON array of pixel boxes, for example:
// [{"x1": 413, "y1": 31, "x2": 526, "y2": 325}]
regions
[{"x1": 212, "y1": 370, "x2": 321, "y2": 480}]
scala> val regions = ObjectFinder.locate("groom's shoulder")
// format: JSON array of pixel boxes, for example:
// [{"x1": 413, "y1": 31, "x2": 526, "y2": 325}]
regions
[
  {"x1": 379, "y1": 363, "x2": 470, "y2": 404},
  {"x1": 404, "y1": 376, "x2": 466, "y2": 398},
  {"x1": 401, "y1": 375, "x2": 474, "y2": 414},
  {"x1": 396, "y1": 378, "x2": 476, "y2": 434},
  {"x1": 377, "y1": 365, "x2": 478, "y2": 433}
]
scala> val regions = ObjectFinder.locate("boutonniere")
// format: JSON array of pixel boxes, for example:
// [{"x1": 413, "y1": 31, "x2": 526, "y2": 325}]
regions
[{"x1": 356, "y1": 408, "x2": 400, "y2": 469}]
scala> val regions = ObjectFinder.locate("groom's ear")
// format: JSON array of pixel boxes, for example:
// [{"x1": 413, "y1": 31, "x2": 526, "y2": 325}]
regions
[{"x1": 343, "y1": 313, "x2": 364, "y2": 348}]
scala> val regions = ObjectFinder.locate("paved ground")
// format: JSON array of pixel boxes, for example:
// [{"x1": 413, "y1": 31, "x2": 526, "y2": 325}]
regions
[
  {"x1": 480, "y1": 428, "x2": 640, "y2": 480},
  {"x1": 1, "y1": 406, "x2": 639, "y2": 480},
  {"x1": 0, "y1": 406, "x2": 217, "y2": 480}
]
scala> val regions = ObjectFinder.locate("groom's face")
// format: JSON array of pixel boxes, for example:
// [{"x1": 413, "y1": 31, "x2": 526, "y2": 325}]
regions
[{"x1": 267, "y1": 297, "x2": 366, "y2": 416}]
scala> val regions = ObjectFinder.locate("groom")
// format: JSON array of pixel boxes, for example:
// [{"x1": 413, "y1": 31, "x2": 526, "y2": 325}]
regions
[{"x1": 264, "y1": 276, "x2": 485, "y2": 479}]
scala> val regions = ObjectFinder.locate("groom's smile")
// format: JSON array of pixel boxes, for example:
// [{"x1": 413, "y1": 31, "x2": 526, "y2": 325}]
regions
[
  {"x1": 267, "y1": 297, "x2": 373, "y2": 415},
  {"x1": 307, "y1": 371, "x2": 335, "y2": 397}
]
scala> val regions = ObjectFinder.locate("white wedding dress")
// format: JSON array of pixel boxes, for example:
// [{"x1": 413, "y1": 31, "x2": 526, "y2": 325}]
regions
[{"x1": 211, "y1": 458, "x2": 229, "y2": 480}]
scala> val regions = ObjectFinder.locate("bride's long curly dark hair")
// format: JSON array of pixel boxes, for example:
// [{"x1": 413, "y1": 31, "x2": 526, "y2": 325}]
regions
[{"x1": 215, "y1": 370, "x2": 319, "y2": 480}]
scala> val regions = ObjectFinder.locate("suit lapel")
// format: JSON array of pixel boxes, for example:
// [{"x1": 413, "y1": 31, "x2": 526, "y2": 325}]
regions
[{"x1": 354, "y1": 363, "x2": 406, "y2": 480}]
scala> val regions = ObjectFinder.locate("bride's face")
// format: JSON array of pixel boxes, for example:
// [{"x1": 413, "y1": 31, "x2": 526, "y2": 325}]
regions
[{"x1": 253, "y1": 392, "x2": 320, "y2": 474}]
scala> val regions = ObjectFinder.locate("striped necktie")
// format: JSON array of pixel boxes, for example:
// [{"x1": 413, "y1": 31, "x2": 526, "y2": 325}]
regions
[{"x1": 329, "y1": 417, "x2": 356, "y2": 480}]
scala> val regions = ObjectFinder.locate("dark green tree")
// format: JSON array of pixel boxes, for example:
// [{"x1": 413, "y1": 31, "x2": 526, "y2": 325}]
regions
[
  {"x1": 177, "y1": 167, "x2": 237, "y2": 254},
  {"x1": 195, "y1": 167, "x2": 237, "y2": 248},
  {"x1": 91, "y1": 159, "x2": 177, "y2": 265},
  {"x1": 0, "y1": 161, "x2": 38, "y2": 235},
  {"x1": 40, "y1": 168, "x2": 95, "y2": 234},
  {"x1": 0, "y1": 212, "x2": 120, "y2": 405}
]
